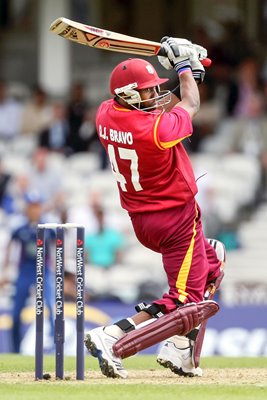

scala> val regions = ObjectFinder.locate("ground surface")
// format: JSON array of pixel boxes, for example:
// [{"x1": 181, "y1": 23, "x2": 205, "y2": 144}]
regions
[
  {"x1": 0, "y1": 355, "x2": 266, "y2": 400},
  {"x1": 0, "y1": 368, "x2": 266, "y2": 385}
]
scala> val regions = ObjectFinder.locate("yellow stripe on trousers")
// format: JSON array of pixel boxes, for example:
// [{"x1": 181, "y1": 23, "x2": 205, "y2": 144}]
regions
[{"x1": 176, "y1": 203, "x2": 198, "y2": 303}]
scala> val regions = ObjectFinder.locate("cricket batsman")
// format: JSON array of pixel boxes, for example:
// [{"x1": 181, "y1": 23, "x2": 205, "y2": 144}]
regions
[{"x1": 84, "y1": 37, "x2": 226, "y2": 378}]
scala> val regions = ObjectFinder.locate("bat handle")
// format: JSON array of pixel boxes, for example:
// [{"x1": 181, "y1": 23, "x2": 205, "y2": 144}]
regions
[{"x1": 157, "y1": 47, "x2": 212, "y2": 67}]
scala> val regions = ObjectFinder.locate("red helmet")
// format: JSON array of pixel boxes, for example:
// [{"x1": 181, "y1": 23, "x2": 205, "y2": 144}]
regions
[{"x1": 110, "y1": 58, "x2": 168, "y2": 95}]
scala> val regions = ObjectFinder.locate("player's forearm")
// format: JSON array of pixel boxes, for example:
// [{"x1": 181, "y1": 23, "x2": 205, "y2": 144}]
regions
[{"x1": 178, "y1": 71, "x2": 200, "y2": 118}]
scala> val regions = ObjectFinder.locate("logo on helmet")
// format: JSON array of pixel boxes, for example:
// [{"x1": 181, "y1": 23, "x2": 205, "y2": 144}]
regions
[{"x1": 146, "y1": 65, "x2": 155, "y2": 74}]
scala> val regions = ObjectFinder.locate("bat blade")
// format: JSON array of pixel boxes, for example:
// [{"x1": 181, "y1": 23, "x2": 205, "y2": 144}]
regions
[
  {"x1": 50, "y1": 17, "x2": 161, "y2": 56},
  {"x1": 50, "y1": 17, "x2": 212, "y2": 66}
]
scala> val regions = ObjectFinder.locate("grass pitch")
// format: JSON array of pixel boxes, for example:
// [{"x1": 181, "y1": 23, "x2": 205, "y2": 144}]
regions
[{"x1": 0, "y1": 354, "x2": 266, "y2": 399}]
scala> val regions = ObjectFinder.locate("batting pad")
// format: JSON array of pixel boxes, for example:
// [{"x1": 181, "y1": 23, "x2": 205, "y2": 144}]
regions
[{"x1": 113, "y1": 300, "x2": 219, "y2": 359}]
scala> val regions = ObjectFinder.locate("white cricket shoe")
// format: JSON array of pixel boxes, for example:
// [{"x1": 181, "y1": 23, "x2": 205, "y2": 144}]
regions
[
  {"x1": 157, "y1": 335, "x2": 203, "y2": 377},
  {"x1": 84, "y1": 327, "x2": 128, "y2": 378}
]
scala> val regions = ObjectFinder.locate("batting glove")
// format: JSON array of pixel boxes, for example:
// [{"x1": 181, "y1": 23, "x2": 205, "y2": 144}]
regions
[
  {"x1": 158, "y1": 37, "x2": 193, "y2": 75},
  {"x1": 158, "y1": 36, "x2": 208, "y2": 70},
  {"x1": 193, "y1": 43, "x2": 208, "y2": 61},
  {"x1": 173, "y1": 39, "x2": 208, "y2": 60},
  {"x1": 191, "y1": 55, "x2": 206, "y2": 84}
]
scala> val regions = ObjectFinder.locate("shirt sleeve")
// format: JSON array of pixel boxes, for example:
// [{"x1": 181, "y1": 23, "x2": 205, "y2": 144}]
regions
[{"x1": 155, "y1": 106, "x2": 193, "y2": 149}]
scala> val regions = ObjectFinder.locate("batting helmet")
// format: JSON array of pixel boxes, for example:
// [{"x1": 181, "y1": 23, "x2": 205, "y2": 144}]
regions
[{"x1": 110, "y1": 58, "x2": 168, "y2": 95}]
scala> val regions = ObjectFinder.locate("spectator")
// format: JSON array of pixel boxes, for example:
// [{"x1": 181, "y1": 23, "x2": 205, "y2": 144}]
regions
[
  {"x1": 84, "y1": 204, "x2": 125, "y2": 299},
  {"x1": 20, "y1": 85, "x2": 52, "y2": 136},
  {"x1": 0, "y1": 80, "x2": 22, "y2": 141},
  {"x1": 227, "y1": 57, "x2": 264, "y2": 118},
  {"x1": 6, "y1": 147, "x2": 65, "y2": 221},
  {"x1": 38, "y1": 102, "x2": 71, "y2": 155},
  {"x1": 217, "y1": 221, "x2": 241, "y2": 251},
  {"x1": 0, "y1": 191, "x2": 55, "y2": 352},
  {"x1": 23, "y1": 147, "x2": 65, "y2": 218},
  {"x1": 77, "y1": 107, "x2": 98, "y2": 148},
  {"x1": 67, "y1": 82, "x2": 90, "y2": 153},
  {"x1": 85, "y1": 205, "x2": 125, "y2": 269}
]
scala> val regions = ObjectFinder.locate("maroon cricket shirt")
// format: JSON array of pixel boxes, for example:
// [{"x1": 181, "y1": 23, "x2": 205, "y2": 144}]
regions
[{"x1": 95, "y1": 99, "x2": 221, "y2": 311}]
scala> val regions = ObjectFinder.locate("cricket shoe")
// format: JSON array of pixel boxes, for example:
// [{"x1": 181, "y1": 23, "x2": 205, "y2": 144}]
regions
[
  {"x1": 84, "y1": 327, "x2": 128, "y2": 378},
  {"x1": 157, "y1": 335, "x2": 203, "y2": 377}
]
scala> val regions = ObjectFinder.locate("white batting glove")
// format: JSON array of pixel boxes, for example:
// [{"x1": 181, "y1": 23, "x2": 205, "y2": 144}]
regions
[
  {"x1": 169, "y1": 38, "x2": 192, "y2": 46},
  {"x1": 158, "y1": 37, "x2": 196, "y2": 74},
  {"x1": 191, "y1": 55, "x2": 206, "y2": 84},
  {"x1": 193, "y1": 44, "x2": 208, "y2": 61},
  {"x1": 172, "y1": 38, "x2": 207, "y2": 61},
  {"x1": 162, "y1": 37, "x2": 197, "y2": 60},
  {"x1": 160, "y1": 37, "x2": 208, "y2": 61},
  {"x1": 157, "y1": 53, "x2": 173, "y2": 70},
  {"x1": 174, "y1": 38, "x2": 208, "y2": 84}
]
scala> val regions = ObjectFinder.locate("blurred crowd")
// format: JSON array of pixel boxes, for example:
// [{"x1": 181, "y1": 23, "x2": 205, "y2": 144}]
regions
[
  {"x1": 0, "y1": 81, "x2": 100, "y2": 156},
  {"x1": 1, "y1": 21, "x2": 267, "y2": 351}
]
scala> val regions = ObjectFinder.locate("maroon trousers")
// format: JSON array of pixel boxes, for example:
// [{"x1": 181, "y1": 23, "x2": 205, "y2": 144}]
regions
[{"x1": 129, "y1": 199, "x2": 221, "y2": 313}]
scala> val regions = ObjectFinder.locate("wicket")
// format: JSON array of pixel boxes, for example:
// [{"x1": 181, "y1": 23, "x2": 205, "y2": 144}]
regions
[{"x1": 35, "y1": 223, "x2": 85, "y2": 380}]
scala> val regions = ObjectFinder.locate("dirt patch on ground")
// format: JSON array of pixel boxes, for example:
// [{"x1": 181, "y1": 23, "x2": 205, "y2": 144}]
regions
[{"x1": 1, "y1": 369, "x2": 266, "y2": 385}]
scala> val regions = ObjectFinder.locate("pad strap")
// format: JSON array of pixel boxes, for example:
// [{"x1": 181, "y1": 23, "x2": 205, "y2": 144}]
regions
[
  {"x1": 135, "y1": 302, "x2": 164, "y2": 318},
  {"x1": 186, "y1": 328, "x2": 199, "y2": 341},
  {"x1": 115, "y1": 319, "x2": 135, "y2": 333}
]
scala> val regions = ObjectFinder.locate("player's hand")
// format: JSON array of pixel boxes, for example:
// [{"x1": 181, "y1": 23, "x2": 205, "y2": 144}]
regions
[
  {"x1": 193, "y1": 43, "x2": 208, "y2": 61},
  {"x1": 157, "y1": 53, "x2": 173, "y2": 71},
  {"x1": 158, "y1": 37, "x2": 208, "y2": 70},
  {"x1": 158, "y1": 37, "x2": 194, "y2": 74},
  {"x1": 191, "y1": 54, "x2": 206, "y2": 84},
  {"x1": 171, "y1": 38, "x2": 208, "y2": 62}
]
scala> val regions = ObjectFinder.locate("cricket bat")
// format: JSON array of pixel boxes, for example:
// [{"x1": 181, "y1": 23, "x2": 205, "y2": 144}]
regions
[{"x1": 49, "y1": 17, "x2": 211, "y2": 66}]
